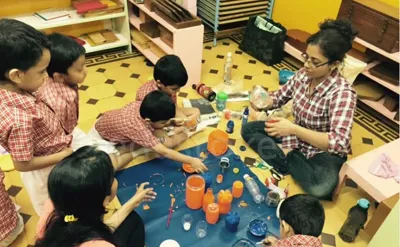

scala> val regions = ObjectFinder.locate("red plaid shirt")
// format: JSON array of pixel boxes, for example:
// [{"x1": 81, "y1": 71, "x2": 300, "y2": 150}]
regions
[
  {"x1": 95, "y1": 101, "x2": 160, "y2": 148},
  {"x1": 40, "y1": 78, "x2": 79, "y2": 134},
  {"x1": 0, "y1": 170, "x2": 18, "y2": 241},
  {"x1": 136, "y1": 80, "x2": 177, "y2": 104},
  {"x1": 273, "y1": 235, "x2": 322, "y2": 247},
  {"x1": 0, "y1": 89, "x2": 72, "y2": 161},
  {"x1": 270, "y1": 68, "x2": 356, "y2": 158}
]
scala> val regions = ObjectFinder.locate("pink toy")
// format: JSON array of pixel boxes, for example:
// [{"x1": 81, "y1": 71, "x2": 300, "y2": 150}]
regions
[{"x1": 369, "y1": 153, "x2": 400, "y2": 183}]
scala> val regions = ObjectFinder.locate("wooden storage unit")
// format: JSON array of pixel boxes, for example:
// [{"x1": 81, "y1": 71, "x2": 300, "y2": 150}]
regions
[
  {"x1": 129, "y1": 0, "x2": 204, "y2": 86},
  {"x1": 197, "y1": 0, "x2": 274, "y2": 46}
]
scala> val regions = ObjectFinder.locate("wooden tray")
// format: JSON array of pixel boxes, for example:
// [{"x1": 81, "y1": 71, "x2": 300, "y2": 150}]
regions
[
  {"x1": 140, "y1": 21, "x2": 160, "y2": 38},
  {"x1": 154, "y1": 5, "x2": 201, "y2": 29}
]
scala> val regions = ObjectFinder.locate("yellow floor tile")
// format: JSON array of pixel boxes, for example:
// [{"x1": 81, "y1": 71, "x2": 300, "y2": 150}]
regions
[
  {"x1": 86, "y1": 84, "x2": 116, "y2": 100},
  {"x1": 112, "y1": 78, "x2": 142, "y2": 93},
  {"x1": 0, "y1": 154, "x2": 14, "y2": 172},
  {"x1": 79, "y1": 104, "x2": 100, "y2": 122},
  {"x1": 24, "y1": 214, "x2": 40, "y2": 245},
  {"x1": 15, "y1": 189, "x2": 36, "y2": 215},
  {"x1": 104, "y1": 66, "x2": 133, "y2": 82},
  {"x1": 128, "y1": 63, "x2": 154, "y2": 83},
  {"x1": 82, "y1": 70, "x2": 108, "y2": 86},
  {"x1": 6, "y1": 170, "x2": 24, "y2": 187},
  {"x1": 78, "y1": 90, "x2": 91, "y2": 104},
  {"x1": 9, "y1": 232, "x2": 28, "y2": 247},
  {"x1": 77, "y1": 118, "x2": 97, "y2": 133},
  {"x1": 96, "y1": 96, "x2": 127, "y2": 113}
]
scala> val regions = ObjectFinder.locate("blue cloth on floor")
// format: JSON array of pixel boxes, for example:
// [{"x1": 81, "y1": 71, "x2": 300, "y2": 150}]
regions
[{"x1": 116, "y1": 143, "x2": 280, "y2": 247}]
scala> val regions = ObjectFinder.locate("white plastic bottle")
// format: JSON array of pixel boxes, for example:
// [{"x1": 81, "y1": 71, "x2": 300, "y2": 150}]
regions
[
  {"x1": 243, "y1": 174, "x2": 265, "y2": 204},
  {"x1": 223, "y1": 52, "x2": 233, "y2": 85}
]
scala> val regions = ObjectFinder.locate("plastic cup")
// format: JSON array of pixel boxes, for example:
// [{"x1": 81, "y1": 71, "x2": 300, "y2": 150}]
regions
[
  {"x1": 232, "y1": 181, "x2": 244, "y2": 198},
  {"x1": 181, "y1": 214, "x2": 193, "y2": 231},
  {"x1": 196, "y1": 221, "x2": 208, "y2": 238},
  {"x1": 185, "y1": 175, "x2": 205, "y2": 210}
]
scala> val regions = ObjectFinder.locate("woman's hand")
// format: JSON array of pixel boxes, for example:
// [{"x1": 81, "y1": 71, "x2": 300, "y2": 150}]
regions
[
  {"x1": 131, "y1": 182, "x2": 157, "y2": 208},
  {"x1": 265, "y1": 117, "x2": 296, "y2": 137}
]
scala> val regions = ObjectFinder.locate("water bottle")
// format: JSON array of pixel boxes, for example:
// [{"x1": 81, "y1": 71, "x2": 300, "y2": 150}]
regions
[
  {"x1": 243, "y1": 174, "x2": 265, "y2": 204},
  {"x1": 242, "y1": 107, "x2": 249, "y2": 126},
  {"x1": 339, "y1": 198, "x2": 370, "y2": 243},
  {"x1": 223, "y1": 52, "x2": 233, "y2": 85},
  {"x1": 226, "y1": 120, "x2": 234, "y2": 134}
]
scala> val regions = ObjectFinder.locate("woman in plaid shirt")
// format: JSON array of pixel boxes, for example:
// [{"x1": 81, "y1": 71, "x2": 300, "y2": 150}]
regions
[{"x1": 242, "y1": 19, "x2": 358, "y2": 200}]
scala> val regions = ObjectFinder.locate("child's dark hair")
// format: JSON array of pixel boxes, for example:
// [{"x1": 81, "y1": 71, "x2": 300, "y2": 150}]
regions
[
  {"x1": 140, "y1": 90, "x2": 176, "y2": 122},
  {"x1": 0, "y1": 19, "x2": 50, "y2": 80},
  {"x1": 154, "y1": 55, "x2": 188, "y2": 87},
  {"x1": 35, "y1": 146, "x2": 119, "y2": 247},
  {"x1": 307, "y1": 19, "x2": 358, "y2": 63},
  {"x1": 47, "y1": 33, "x2": 86, "y2": 77},
  {"x1": 279, "y1": 194, "x2": 325, "y2": 237}
]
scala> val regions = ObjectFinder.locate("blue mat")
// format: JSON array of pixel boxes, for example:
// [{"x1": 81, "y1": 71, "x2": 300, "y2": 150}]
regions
[{"x1": 116, "y1": 143, "x2": 280, "y2": 247}]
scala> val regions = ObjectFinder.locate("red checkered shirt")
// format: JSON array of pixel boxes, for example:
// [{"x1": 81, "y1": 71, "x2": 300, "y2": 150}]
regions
[
  {"x1": 270, "y1": 68, "x2": 356, "y2": 159},
  {"x1": 273, "y1": 235, "x2": 323, "y2": 247},
  {"x1": 136, "y1": 80, "x2": 177, "y2": 104},
  {"x1": 0, "y1": 89, "x2": 72, "y2": 161},
  {"x1": 0, "y1": 170, "x2": 18, "y2": 241},
  {"x1": 95, "y1": 101, "x2": 160, "y2": 148},
  {"x1": 40, "y1": 78, "x2": 79, "y2": 134}
]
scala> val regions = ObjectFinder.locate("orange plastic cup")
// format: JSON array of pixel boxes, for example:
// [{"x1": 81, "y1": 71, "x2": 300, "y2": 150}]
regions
[
  {"x1": 207, "y1": 130, "x2": 229, "y2": 156},
  {"x1": 185, "y1": 175, "x2": 205, "y2": 210},
  {"x1": 206, "y1": 203, "x2": 220, "y2": 224},
  {"x1": 185, "y1": 118, "x2": 198, "y2": 131},
  {"x1": 218, "y1": 190, "x2": 233, "y2": 215},
  {"x1": 232, "y1": 181, "x2": 244, "y2": 198}
]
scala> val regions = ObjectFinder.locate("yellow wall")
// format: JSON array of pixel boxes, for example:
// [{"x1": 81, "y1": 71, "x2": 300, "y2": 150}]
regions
[
  {"x1": 369, "y1": 201, "x2": 399, "y2": 247},
  {"x1": 272, "y1": 0, "x2": 399, "y2": 34}
]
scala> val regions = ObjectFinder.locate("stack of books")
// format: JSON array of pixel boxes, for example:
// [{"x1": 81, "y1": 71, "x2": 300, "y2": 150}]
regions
[
  {"x1": 33, "y1": 9, "x2": 71, "y2": 23},
  {"x1": 72, "y1": 0, "x2": 124, "y2": 17}
]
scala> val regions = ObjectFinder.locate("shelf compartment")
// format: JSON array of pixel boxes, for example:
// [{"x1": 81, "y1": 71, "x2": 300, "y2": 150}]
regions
[{"x1": 362, "y1": 61, "x2": 399, "y2": 94}]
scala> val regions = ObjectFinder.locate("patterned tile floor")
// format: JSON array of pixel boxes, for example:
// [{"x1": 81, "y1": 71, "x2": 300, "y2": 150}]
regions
[{"x1": 2, "y1": 38, "x2": 398, "y2": 247}]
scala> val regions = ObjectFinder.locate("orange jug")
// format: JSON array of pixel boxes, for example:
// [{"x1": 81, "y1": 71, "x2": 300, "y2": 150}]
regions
[
  {"x1": 207, "y1": 130, "x2": 228, "y2": 156},
  {"x1": 206, "y1": 203, "x2": 220, "y2": 224},
  {"x1": 185, "y1": 175, "x2": 205, "y2": 210},
  {"x1": 203, "y1": 188, "x2": 215, "y2": 212},
  {"x1": 218, "y1": 190, "x2": 233, "y2": 214},
  {"x1": 232, "y1": 181, "x2": 244, "y2": 198}
]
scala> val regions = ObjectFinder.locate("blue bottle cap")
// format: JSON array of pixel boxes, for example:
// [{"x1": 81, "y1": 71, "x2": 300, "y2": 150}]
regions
[
  {"x1": 243, "y1": 107, "x2": 249, "y2": 114},
  {"x1": 239, "y1": 145, "x2": 246, "y2": 151},
  {"x1": 357, "y1": 198, "x2": 370, "y2": 209}
]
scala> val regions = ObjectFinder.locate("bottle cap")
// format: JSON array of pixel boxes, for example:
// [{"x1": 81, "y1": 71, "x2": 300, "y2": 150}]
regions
[
  {"x1": 217, "y1": 91, "x2": 228, "y2": 100},
  {"x1": 243, "y1": 107, "x2": 249, "y2": 114},
  {"x1": 227, "y1": 52, "x2": 232, "y2": 57},
  {"x1": 357, "y1": 198, "x2": 370, "y2": 209},
  {"x1": 243, "y1": 174, "x2": 249, "y2": 179}
]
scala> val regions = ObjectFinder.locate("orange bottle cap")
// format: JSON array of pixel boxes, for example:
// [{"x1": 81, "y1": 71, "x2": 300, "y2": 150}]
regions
[{"x1": 216, "y1": 174, "x2": 223, "y2": 183}]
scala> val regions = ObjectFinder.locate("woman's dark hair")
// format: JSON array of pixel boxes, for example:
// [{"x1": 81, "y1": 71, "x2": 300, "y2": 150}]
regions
[
  {"x1": 307, "y1": 19, "x2": 358, "y2": 63},
  {"x1": 279, "y1": 194, "x2": 325, "y2": 237},
  {"x1": 35, "y1": 146, "x2": 118, "y2": 247}
]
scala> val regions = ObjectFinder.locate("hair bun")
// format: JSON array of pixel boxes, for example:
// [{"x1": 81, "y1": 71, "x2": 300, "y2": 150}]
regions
[{"x1": 319, "y1": 19, "x2": 358, "y2": 43}]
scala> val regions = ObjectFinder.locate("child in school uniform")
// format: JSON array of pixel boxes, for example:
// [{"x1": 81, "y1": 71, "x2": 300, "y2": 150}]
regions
[
  {"x1": 261, "y1": 194, "x2": 324, "y2": 247},
  {"x1": 136, "y1": 55, "x2": 200, "y2": 125},
  {"x1": 0, "y1": 19, "x2": 72, "y2": 215},
  {"x1": 90, "y1": 90, "x2": 207, "y2": 173},
  {"x1": 40, "y1": 33, "x2": 133, "y2": 170}
]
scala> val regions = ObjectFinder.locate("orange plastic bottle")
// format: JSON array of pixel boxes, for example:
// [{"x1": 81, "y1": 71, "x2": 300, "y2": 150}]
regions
[
  {"x1": 206, "y1": 203, "x2": 220, "y2": 224},
  {"x1": 232, "y1": 181, "x2": 244, "y2": 198},
  {"x1": 203, "y1": 188, "x2": 215, "y2": 212},
  {"x1": 218, "y1": 190, "x2": 233, "y2": 215}
]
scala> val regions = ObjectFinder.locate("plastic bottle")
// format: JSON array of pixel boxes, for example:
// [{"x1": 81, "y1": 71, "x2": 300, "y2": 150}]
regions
[
  {"x1": 216, "y1": 91, "x2": 228, "y2": 111},
  {"x1": 243, "y1": 174, "x2": 265, "y2": 204},
  {"x1": 339, "y1": 198, "x2": 370, "y2": 243},
  {"x1": 202, "y1": 188, "x2": 215, "y2": 212},
  {"x1": 218, "y1": 190, "x2": 233, "y2": 214},
  {"x1": 242, "y1": 107, "x2": 249, "y2": 126},
  {"x1": 223, "y1": 52, "x2": 233, "y2": 85},
  {"x1": 206, "y1": 203, "x2": 219, "y2": 224},
  {"x1": 223, "y1": 109, "x2": 243, "y2": 120},
  {"x1": 226, "y1": 120, "x2": 234, "y2": 134},
  {"x1": 225, "y1": 212, "x2": 240, "y2": 232},
  {"x1": 192, "y1": 83, "x2": 216, "y2": 101}
]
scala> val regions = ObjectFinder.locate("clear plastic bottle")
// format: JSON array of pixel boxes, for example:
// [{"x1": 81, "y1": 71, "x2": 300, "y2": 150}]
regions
[
  {"x1": 223, "y1": 52, "x2": 233, "y2": 85},
  {"x1": 243, "y1": 174, "x2": 265, "y2": 204}
]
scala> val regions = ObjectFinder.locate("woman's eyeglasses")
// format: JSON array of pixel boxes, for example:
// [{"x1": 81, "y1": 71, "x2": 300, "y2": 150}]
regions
[{"x1": 301, "y1": 53, "x2": 330, "y2": 68}]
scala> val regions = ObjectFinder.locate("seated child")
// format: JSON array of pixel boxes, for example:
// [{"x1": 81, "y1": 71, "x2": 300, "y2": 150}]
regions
[
  {"x1": 0, "y1": 170, "x2": 24, "y2": 246},
  {"x1": 136, "y1": 54, "x2": 200, "y2": 125},
  {"x1": 0, "y1": 19, "x2": 72, "y2": 215},
  {"x1": 36, "y1": 146, "x2": 156, "y2": 247},
  {"x1": 40, "y1": 33, "x2": 132, "y2": 170},
  {"x1": 90, "y1": 90, "x2": 207, "y2": 173},
  {"x1": 262, "y1": 194, "x2": 324, "y2": 247}
]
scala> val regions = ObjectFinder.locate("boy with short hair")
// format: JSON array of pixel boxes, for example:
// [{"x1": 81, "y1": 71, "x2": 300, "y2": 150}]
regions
[
  {"x1": 262, "y1": 194, "x2": 324, "y2": 247},
  {"x1": 40, "y1": 33, "x2": 132, "y2": 170},
  {"x1": 92, "y1": 90, "x2": 207, "y2": 173},
  {"x1": 136, "y1": 55, "x2": 200, "y2": 124},
  {"x1": 0, "y1": 19, "x2": 72, "y2": 215}
]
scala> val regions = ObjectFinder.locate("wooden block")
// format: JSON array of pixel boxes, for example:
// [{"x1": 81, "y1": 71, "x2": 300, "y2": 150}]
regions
[
  {"x1": 140, "y1": 21, "x2": 160, "y2": 38},
  {"x1": 139, "y1": 10, "x2": 153, "y2": 23},
  {"x1": 144, "y1": 0, "x2": 154, "y2": 11},
  {"x1": 353, "y1": 79, "x2": 385, "y2": 101},
  {"x1": 101, "y1": 30, "x2": 118, "y2": 42},
  {"x1": 383, "y1": 94, "x2": 399, "y2": 112},
  {"x1": 369, "y1": 61, "x2": 399, "y2": 86},
  {"x1": 395, "y1": 111, "x2": 399, "y2": 121},
  {"x1": 158, "y1": 25, "x2": 173, "y2": 47},
  {"x1": 88, "y1": 32, "x2": 106, "y2": 44}
]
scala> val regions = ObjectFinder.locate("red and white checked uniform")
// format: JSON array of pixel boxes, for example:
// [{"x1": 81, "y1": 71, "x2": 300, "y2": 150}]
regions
[
  {"x1": 136, "y1": 80, "x2": 177, "y2": 104},
  {"x1": 0, "y1": 171, "x2": 18, "y2": 242},
  {"x1": 95, "y1": 101, "x2": 160, "y2": 148},
  {"x1": 273, "y1": 235, "x2": 323, "y2": 247},
  {"x1": 270, "y1": 68, "x2": 356, "y2": 159}
]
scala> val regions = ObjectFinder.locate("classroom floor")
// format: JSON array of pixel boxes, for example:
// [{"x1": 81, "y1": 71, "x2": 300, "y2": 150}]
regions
[{"x1": 2, "y1": 38, "x2": 399, "y2": 247}]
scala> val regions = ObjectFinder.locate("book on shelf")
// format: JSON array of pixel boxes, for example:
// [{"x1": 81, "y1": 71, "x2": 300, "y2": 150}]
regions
[
  {"x1": 73, "y1": 0, "x2": 108, "y2": 14},
  {"x1": 33, "y1": 9, "x2": 71, "y2": 23}
]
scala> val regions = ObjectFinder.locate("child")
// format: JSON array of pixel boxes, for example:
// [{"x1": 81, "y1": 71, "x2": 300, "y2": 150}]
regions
[
  {"x1": 0, "y1": 170, "x2": 24, "y2": 246},
  {"x1": 36, "y1": 146, "x2": 156, "y2": 247},
  {"x1": 90, "y1": 90, "x2": 207, "y2": 173},
  {"x1": 136, "y1": 55, "x2": 200, "y2": 125},
  {"x1": 0, "y1": 19, "x2": 72, "y2": 215},
  {"x1": 262, "y1": 194, "x2": 324, "y2": 247},
  {"x1": 40, "y1": 33, "x2": 132, "y2": 170}
]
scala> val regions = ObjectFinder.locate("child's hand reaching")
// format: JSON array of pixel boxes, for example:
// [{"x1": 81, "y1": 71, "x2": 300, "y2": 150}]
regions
[
  {"x1": 189, "y1": 158, "x2": 208, "y2": 173},
  {"x1": 262, "y1": 236, "x2": 279, "y2": 246},
  {"x1": 171, "y1": 118, "x2": 187, "y2": 126},
  {"x1": 131, "y1": 182, "x2": 157, "y2": 208}
]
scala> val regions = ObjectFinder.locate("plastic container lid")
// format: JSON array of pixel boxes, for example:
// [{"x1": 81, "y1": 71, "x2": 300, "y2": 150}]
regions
[
  {"x1": 160, "y1": 239, "x2": 180, "y2": 247},
  {"x1": 357, "y1": 198, "x2": 370, "y2": 209},
  {"x1": 243, "y1": 174, "x2": 250, "y2": 179},
  {"x1": 217, "y1": 91, "x2": 228, "y2": 101}
]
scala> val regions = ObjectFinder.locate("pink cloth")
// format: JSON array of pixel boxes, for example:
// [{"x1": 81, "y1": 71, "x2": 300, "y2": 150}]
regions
[{"x1": 369, "y1": 153, "x2": 400, "y2": 183}]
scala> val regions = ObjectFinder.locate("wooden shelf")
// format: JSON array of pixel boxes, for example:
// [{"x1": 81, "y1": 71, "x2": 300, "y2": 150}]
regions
[
  {"x1": 360, "y1": 98, "x2": 399, "y2": 125},
  {"x1": 12, "y1": 8, "x2": 126, "y2": 30},
  {"x1": 84, "y1": 32, "x2": 130, "y2": 53},
  {"x1": 129, "y1": 14, "x2": 173, "y2": 54},
  {"x1": 131, "y1": 40, "x2": 160, "y2": 64},
  {"x1": 362, "y1": 61, "x2": 399, "y2": 94},
  {"x1": 355, "y1": 37, "x2": 400, "y2": 64}
]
